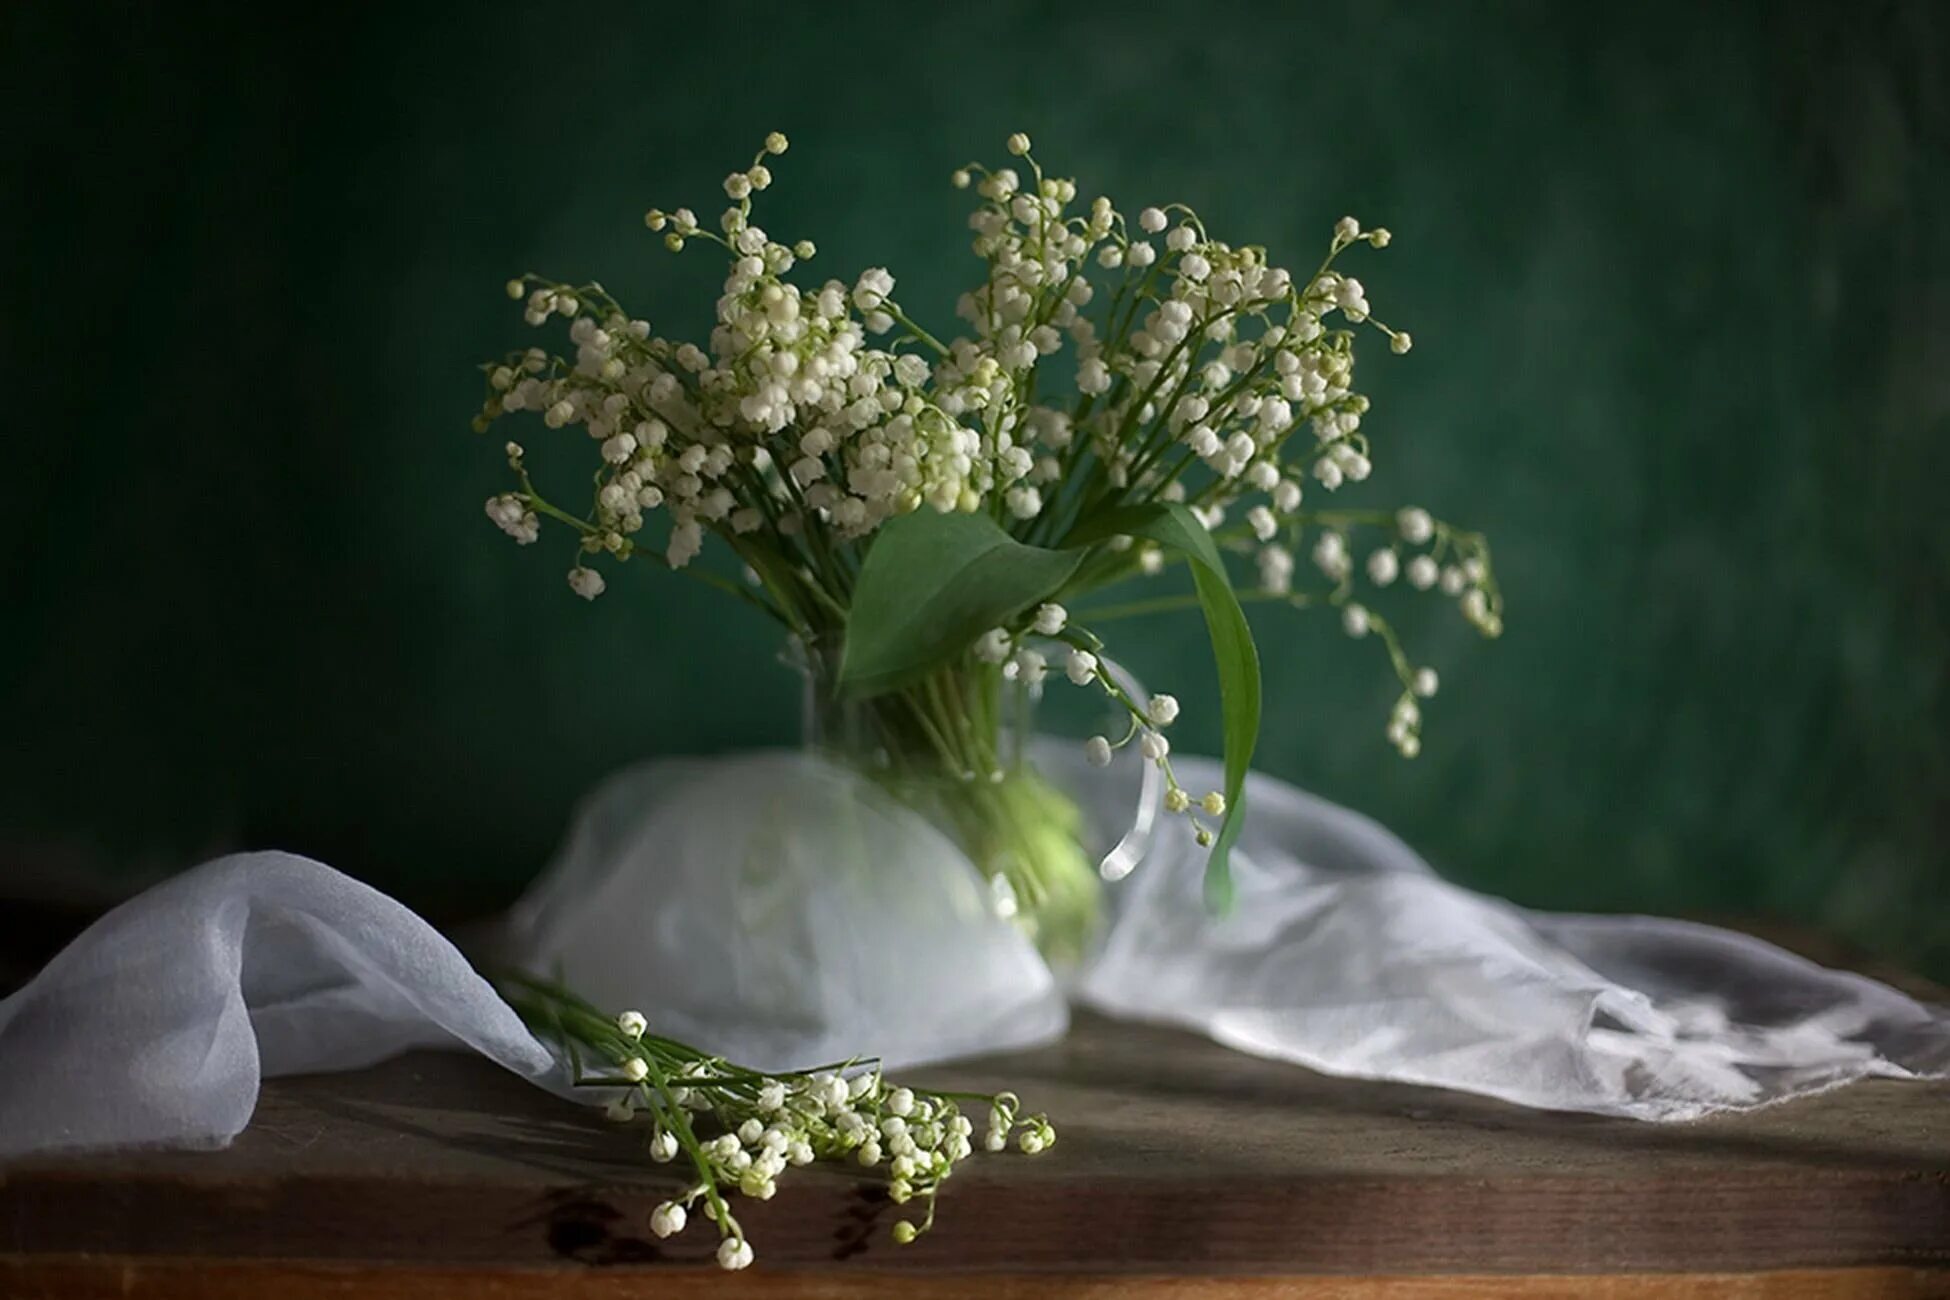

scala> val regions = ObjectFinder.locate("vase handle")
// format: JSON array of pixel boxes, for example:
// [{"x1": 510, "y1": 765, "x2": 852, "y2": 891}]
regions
[{"x1": 1093, "y1": 655, "x2": 1160, "y2": 881}]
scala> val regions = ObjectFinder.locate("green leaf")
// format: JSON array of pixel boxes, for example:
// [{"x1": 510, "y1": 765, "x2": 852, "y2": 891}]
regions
[
  {"x1": 1067, "y1": 503, "x2": 1261, "y2": 912},
  {"x1": 840, "y1": 510, "x2": 1084, "y2": 696}
]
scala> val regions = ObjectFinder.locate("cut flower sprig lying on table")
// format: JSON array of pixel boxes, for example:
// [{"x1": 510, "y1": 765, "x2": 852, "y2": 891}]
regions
[
  {"x1": 473, "y1": 129, "x2": 1502, "y2": 908},
  {"x1": 500, "y1": 973, "x2": 1053, "y2": 1270}
]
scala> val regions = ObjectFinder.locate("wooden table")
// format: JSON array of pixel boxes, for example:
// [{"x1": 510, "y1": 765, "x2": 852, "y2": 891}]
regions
[{"x1": 3, "y1": 1014, "x2": 1945, "y2": 1297}]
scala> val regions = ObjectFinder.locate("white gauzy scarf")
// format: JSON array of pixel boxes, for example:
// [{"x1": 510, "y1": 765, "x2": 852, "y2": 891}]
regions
[{"x1": 2, "y1": 745, "x2": 1944, "y2": 1156}]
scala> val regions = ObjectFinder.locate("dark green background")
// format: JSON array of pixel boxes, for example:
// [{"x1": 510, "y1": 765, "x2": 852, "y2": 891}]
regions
[{"x1": 5, "y1": 3, "x2": 1946, "y2": 975}]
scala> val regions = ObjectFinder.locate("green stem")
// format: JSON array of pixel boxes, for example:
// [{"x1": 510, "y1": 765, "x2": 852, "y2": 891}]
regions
[
  {"x1": 1077, "y1": 588, "x2": 1294, "y2": 623},
  {"x1": 884, "y1": 302, "x2": 949, "y2": 356}
]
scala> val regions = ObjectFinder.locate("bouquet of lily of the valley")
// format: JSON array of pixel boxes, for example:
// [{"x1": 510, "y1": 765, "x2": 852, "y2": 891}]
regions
[
  {"x1": 474, "y1": 130, "x2": 1501, "y2": 949},
  {"x1": 496, "y1": 975, "x2": 1054, "y2": 1270}
]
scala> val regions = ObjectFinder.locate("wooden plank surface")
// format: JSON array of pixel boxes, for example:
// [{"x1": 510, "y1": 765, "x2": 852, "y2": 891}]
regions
[
  {"x1": 5, "y1": 1260, "x2": 1949, "y2": 1299},
  {"x1": 3, "y1": 1014, "x2": 1946, "y2": 1295}
]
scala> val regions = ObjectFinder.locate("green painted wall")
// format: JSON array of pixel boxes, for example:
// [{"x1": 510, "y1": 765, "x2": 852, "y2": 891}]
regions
[{"x1": 5, "y1": 3, "x2": 1946, "y2": 974}]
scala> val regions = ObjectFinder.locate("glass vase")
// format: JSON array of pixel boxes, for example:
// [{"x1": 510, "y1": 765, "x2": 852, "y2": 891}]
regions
[{"x1": 788, "y1": 634, "x2": 1105, "y2": 963}]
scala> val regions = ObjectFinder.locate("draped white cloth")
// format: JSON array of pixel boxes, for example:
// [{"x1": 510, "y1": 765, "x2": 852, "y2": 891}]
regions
[
  {"x1": 1058, "y1": 750, "x2": 1950, "y2": 1119},
  {"x1": 2, "y1": 747, "x2": 1945, "y2": 1157},
  {"x1": 504, "y1": 752, "x2": 1067, "y2": 1073},
  {"x1": 0, "y1": 853, "x2": 555, "y2": 1155}
]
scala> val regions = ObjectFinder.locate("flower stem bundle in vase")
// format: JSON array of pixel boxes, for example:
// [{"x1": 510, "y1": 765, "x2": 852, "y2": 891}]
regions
[
  {"x1": 475, "y1": 129, "x2": 1502, "y2": 955},
  {"x1": 793, "y1": 627, "x2": 1102, "y2": 958}
]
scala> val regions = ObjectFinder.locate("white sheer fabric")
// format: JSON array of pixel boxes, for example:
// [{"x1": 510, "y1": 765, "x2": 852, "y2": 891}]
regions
[
  {"x1": 1057, "y1": 748, "x2": 1950, "y2": 1121},
  {"x1": 2, "y1": 748, "x2": 1944, "y2": 1158},
  {"x1": 504, "y1": 752, "x2": 1067, "y2": 1074},
  {"x1": 0, "y1": 853, "x2": 555, "y2": 1156}
]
